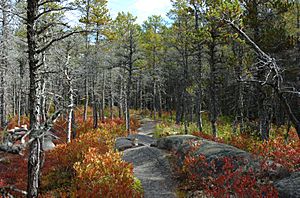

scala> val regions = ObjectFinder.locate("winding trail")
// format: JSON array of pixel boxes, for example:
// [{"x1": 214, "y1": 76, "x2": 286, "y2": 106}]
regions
[{"x1": 122, "y1": 119, "x2": 177, "y2": 198}]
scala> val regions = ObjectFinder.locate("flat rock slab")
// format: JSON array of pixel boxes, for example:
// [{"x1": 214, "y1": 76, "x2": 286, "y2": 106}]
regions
[
  {"x1": 157, "y1": 135, "x2": 200, "y2": 151},
  {"x1": 157, "y1": 135, "x2": 297, "y2": 196},
  {"x1": 137, "y1": 121, "x2": 157, "y2": 136},
  {"x1": 123, "y1": 146, "x2": 177, "y2": 198},
  {"x1": 275, "y1": 172, "x2": 300, "y2": 198},
  {"x1": 157, "y1": 135, "x2": 251, "y2": 161},
  {"x1": 115, "y1": 137, "x2": 133, "y2": 151},
  {"x1": 127, "y1": 134, "x2": 156, "y2": 146}
]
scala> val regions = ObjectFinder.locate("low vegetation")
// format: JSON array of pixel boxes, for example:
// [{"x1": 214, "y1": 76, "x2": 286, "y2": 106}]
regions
[
  {"x1": 151, "y1": 111, "x2": 299, "y2": 197},
  {"x1": 0, "y1": 109, "x2": 143, "y2": 197}
]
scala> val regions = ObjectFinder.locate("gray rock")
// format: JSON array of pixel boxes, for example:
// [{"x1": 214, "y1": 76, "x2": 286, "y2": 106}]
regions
[
  {"x1": 137, "y1": 121, "x2": 157, "y2": 136},
  {"x1": 123, "y1": 146, "x2": 177, "y2": 198},
  {"x1": 115, "y1": 137, "x2": 133, "y2": 151},
  {"x1": 43, "y1": 138, "x2": 55, "y2": 151},
  {"x1": 156, "y1": 135, "x2": 200, "y2": 151},
  {"x1": 127, "y1": 134, "x2": 156, "y2": 146},
  {"x1": 157, "y1": 135, "x2": 292, "y2": 180},
  {"x1": 192, "y1": 139, "x2": 250, "y2": 161},
  {"x1": 275, "y1": 172, "x2": 300, "y2": 198}
]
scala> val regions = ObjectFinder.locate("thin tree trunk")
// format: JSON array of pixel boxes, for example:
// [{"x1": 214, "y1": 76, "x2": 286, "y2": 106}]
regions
[
  {"x1": 92, "y1": 77, "x2": 98, "y2": 129},
  {"x1": 209, "y1": 30, "x2": 218, "y2": 138},
  {"x1": 109, "y1": 70, "x2": 113, "y2": 119},
  {"x1": 64, "y1": 54, "x2": 74, "y2": 143},
  {"x1": 158, "y1": 86, "x2": 163, "y2": 118},
  {"x1": 0, "y1": 71, "x2": 5, "y2": 128},
  {"x1": 125, "y1": 30, "x2": 134, "y2": 133},
  {"x1": 83, "y1": 0, "x2": 90, "y2": 122},
  {"x1": 18, "y1": 89, "x2": 22, "y2": 126},
  {"x1": 193, "y1": 2, "x2": 203, "y2": 132},
  {"x1": 83, "y1": 78, "x2": 89, "y2": 121},
  {"x1": 101, "y1": 72, "x2": 106, "y2": 120},
  {"x1": 118, "y1": 76, "x2": 123, "y2": 118},
  {"x1": 153, "y1": 80, "x2": 157, "y2": 120}
]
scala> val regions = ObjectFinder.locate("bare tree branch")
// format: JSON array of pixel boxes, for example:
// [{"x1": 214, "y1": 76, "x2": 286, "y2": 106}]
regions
[
  {"x1": 35, "y1": 7, "x2": 73, "y2": 20},
  {"x1": 225, "y1": 19, "x2": 300, "y2": 138},
  {"x1": 36, "y1": 31, "x2": 86, "y2": 54}
]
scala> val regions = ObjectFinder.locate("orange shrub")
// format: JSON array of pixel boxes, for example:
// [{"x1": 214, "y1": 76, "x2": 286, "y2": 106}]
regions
[
  {"x1": 73, "y1": 148, "x2": 143, "y2": 197},
  {"x1": 41, "y1": 116, "x2": 142, "y2": 197}
]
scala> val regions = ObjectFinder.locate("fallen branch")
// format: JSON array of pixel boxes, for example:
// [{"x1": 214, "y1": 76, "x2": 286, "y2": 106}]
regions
[
  {"x1": 225, "y1": 19, "x2": 300, "y2": 138},
  {"x1": 0, "y1": 185, "x2": 27, "y2": 197}
]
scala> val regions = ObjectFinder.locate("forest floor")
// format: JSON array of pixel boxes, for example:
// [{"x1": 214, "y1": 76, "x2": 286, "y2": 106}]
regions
[{"x1": 122, "y1": 118, "x2": 178, "y2": 198}]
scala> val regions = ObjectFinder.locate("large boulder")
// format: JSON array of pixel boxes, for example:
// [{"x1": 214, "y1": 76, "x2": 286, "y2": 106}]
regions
[
  {"x1": 116, "y1": 134, "x2": 157, "y2": 151},
  {"x1": 156, "y1": 135, "x2": 200, "y2": 151},
  {"x1": 274, "y1": 172, "x2": 300, "y2": 198},
  {"x1": 127, "y1": 134, "x2": 156, "y2": 146},
  {"x1": 115, "y1": 137, "x2": 133, "y2": 151},
  {"x1": 43, "y1": 137, "x2": 55, "y2": 151},
  {"x1": 157, "y1": 135, "x2": 254, "y2": 170},
  {"x1": 157, "y1": 135, "x2": 290, "y2": 180},
  {"x1": 192, "y1": 138, "x2": 250, "y2": 161}
]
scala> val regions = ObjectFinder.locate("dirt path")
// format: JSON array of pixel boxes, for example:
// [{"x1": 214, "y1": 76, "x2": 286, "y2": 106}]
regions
[{"x1": 122, "y1": 119, "x2": 177, "y2": 198}]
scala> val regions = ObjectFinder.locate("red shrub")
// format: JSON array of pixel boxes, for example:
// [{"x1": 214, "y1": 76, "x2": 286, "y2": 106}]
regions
[{"x1": 178, "y1": 143, "x2": 279, "y2": 198}]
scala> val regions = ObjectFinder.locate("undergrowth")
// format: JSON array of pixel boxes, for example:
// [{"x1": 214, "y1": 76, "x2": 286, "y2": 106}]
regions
[{"x1": 0, "y1": 108, "x2": 143, "y2": 197}]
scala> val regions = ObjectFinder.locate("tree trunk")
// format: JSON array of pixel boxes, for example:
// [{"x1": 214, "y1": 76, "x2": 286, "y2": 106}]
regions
[
  {"x1": 26, "y1": 1, "x2": 43, "y2": 197},
  {"x1": 101, "y1": 72, "x2": 106, "y2": 120},
  {"x1": 83, "y1": 78, "x2": 89, "y2": 121},
  {"x1": 0, "y1": 71, "x2": 5, "y2": 128},
  {"x1": 118, "y1": 76, "x2": 123, "y2": 118},
  {"x1": 109, "y1": 70, "x2": 113, "y2": 119},
  {"x1": 83, "y1": 0, "x2": 90, "y2": 122},
  {"x1": 92, "y1": 78, "x2": 98, "y2": 129},
  {"x1": 125, "y1": 30, "x2": 134, "y2": 133},
  {"x1": 158, "y1": 86, "x2": 163, "y2": 118},
  {"x1": 193, "y1": 2, "x2": 203, "y2": 132},
  {"x1": 65, "y1": 64, "x2": 74, "y2": 142},
  {"x1": 153, "y1": 80, "x2": 157, "y2": 120},
  {"x1": 209, "y1": 30, "x2": 218, "y2": 138},
  {"x1": 0, "y1": 0, "x2": 8, "y2": 128}
]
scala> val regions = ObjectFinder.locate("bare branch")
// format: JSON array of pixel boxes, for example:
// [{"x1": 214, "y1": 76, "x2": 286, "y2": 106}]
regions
[
  {"x1": 36, "y1": 31, "x2": 83, "y2": 54},
  {"x1": 38, "y1": 0, "x2": 61, "y2": 7},
  {"x1": 35, "y1": 6, "x2": 73, "y2": 20},
  {"x1": 0, "y1": 186, "x2": 27, "y2": 196},
  {"x1": 225, "y1": 19, "x2": 270, "y2": 61},
  {"x1": 37, "y1": 22, "x2": 70, "y2": 35}
]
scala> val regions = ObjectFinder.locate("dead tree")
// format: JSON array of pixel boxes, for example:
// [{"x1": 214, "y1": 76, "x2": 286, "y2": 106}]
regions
[
  {"x1": 226, "y1": 19, "x2": 300, "y2": 139},
  {"x1": 63, "y1": 54, "x2": 74, "y2": 143},
  {"x1": 25, "y1": 1, "x2": 83, "y2": 197},
  {"x1": 0, "y1": 0, "x2": 10, "y2": 128}
]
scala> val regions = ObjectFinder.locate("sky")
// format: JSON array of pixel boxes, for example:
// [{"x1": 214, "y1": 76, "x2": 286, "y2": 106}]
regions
[
  {"x1": 107, "y1": 0, "x2": 172, "y2": 24},
  {"x1": 65, "y1": 0, "x2": 173, "y2": 26}
]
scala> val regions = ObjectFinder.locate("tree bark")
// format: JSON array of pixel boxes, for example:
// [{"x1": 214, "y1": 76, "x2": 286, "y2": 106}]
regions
[
  {"x1": 192, "y1": 2, "x2": 204, "y2": 132},
  {"x1": 0, "y1": 0, "x2": 9, "y2": 128},
  {"x1": 26, "y1": 1, "x2": 43, "y2": 197},
  {"x1": 101, "y1": 71, "x2": 106, "y2": 120},
  {"x1": 208, "y1": 29, "x2": 218, "y2": 138}
]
